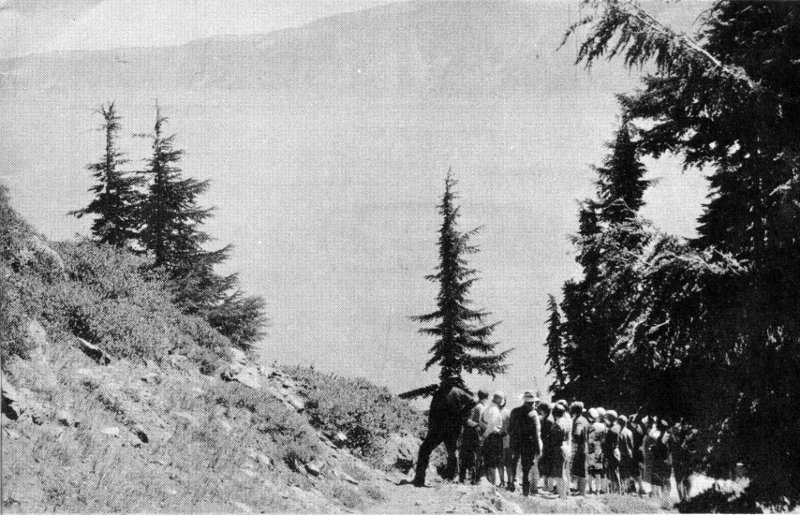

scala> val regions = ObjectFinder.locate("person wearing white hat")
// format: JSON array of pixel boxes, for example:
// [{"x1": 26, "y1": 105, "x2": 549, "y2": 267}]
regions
[{"x1": 508, "y1": 391, "x2": 543, "y2": 495}]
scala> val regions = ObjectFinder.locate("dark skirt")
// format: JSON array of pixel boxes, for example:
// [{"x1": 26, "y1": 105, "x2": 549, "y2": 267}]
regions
[
  {"x1": 571, "y1": 451, "x2": 587, "y2": 478},
  {"x1": 652, "y1": 460, "x2": 672, "y2": 487},
  {"x1": 483, "y1": 434, "x2": 504, "y2": 468}
]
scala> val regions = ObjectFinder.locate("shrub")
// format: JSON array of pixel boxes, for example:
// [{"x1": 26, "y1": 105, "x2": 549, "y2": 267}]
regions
[{"x1": 287, "y1": 366, "x2": 426, "y2": 466}]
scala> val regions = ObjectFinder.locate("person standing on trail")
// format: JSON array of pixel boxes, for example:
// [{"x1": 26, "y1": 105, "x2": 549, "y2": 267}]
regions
[
  {"x1": 586, "y1": 408, "x2": 607, "y2": 494},
  {"x1": 649, "y1": 417, "x2": 673, "y2": 501},
  {"x1": 459, "y1": 388, "x2": 489, "y2": 484},
  {"x1": 500, "y1": 397, "x2": 512, "y2": 488},
  {"x1": 508, "y1": 391, "x2": 542, "y2": 496},
  {"x1": 603, "y1": 410, "x2": 621, "y2": 493},
  {"x1": 570, "y1": 401, "x2": 589, "y2": 495},
  {"x1": 617, "y1": 415, "x2": 636, "y2": 494},
  {"x1": 412, "y1": 374, "x2": 476, "y2": 487},
  {"x1": 551, "y1": 402, "x2": 572, "y2": 499},
  {"x1": 629, "y1": 413, "x2": 646, "y2": 495},
  {"x1": 479, "y1": 391, "x2": 506, "y2": 486},
  {"x1": 537, "y1": 401, "x2": 555, "y2": 492}
]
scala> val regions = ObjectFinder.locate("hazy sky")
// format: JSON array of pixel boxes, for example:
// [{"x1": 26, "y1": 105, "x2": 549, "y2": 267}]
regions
[{"x1": 0, "y1": 0, "x2": 393, "y2": 57}]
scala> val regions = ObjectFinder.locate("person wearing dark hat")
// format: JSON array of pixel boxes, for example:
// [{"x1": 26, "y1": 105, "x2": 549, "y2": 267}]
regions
[
  {"x1": 537, "y1": 401, "x2": 555, "y2": 493},
  {"x1": 629, "y1": 413, "x2": 646, "y2": 495},
  {"x1": 570, "y1": 401, "x2": 589, "y2": 495},
  {"x1": 551, "y1": 402, "x2": 572, "y2": 499},
  {"x1": 649, "y1": 417, "x2": 672, "y2": 500},
  {"x1": 412, "y1": 374, "x2": 476, "y2": 487},
  {"x1": 508, "y1": 391, "x2": 543, "y2": 495},
  {"x1": 460, "y1": 388, "x2": 490, "y2": 484}
]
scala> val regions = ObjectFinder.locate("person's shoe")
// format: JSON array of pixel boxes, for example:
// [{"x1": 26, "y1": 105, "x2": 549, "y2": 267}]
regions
[
  {"x1": 522, "y1": 485, "x2": 529, "y2": 496},
  {"x1": 411, "y1": 478, "x2": 427, "y2": 488},
  {"x1": 507, "y1": 483, "x2": 515, "y2": 493}
]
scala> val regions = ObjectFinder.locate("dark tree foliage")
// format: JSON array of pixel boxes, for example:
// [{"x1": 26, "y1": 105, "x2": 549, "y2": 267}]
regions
[
  {"x1": 565, "y1": 0, "x2": 800, "y2": 506},
  {"x1": 136, "y1": 106, "x2": 266, "y2": 350},
  {"x1": 544, "y1": 294, "x2": 565, "y2": 392},
  {"x1": 551, "y1": 117, "x2": 651, "y2": 406},
  {"x1": 405, "y1": 170, "x2": 510, "y2": 397},
  {"x1": 594, "y1": 120, "x2": 649, "y2": 225},
  {"x1": 70, "y1": 102, "x2": 142, "y2": 249}
]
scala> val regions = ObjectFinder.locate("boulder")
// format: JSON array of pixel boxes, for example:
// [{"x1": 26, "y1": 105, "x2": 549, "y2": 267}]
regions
[
  {"x1": 100, "y1": 426, "x2": 121, "y2": 437},
  {"x1": 332, "y1": 432, "x2": 348, "y2": 447},
  {"x1": 56, "y1": 409, "x2": 76, "y2": 427},
  {"x1": 4, "y1": 428, "x2": 21, "y2": 440},
  {"x1": 75, "y1": 337, "x2": 111, "y2": 365},
  {"x1": 24, "y1": 319, "x2": 49, "y2": 356},
  {"x1": 286, "y1": 394, "x2": 306, "y2": 412},
  {"x1": 229, "y1": 348, "x2": 248, "y2": 366},
  {"x1": 1, "y1": 382, "x2": 22, "y2": 420},
  {"x1": 233, "y1": 366, "x2": 261, "y2": 389},
  {"x1": 305, "y1": 460, "x2": 323, "y2": 477}
]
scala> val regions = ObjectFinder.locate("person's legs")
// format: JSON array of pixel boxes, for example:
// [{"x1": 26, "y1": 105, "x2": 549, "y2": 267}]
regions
[
  {"x1": 520, "y1": 451, "x2": 534, "y2": 496},
  {"x1": 508, "y1": 448, "x2": 520, "y2": 491},
  {"x1": 443, "y1": 429, "x2": 460, "y2": 481},
  {"x1": 414, "y1": 431, "x2": 444, "y2": 485}
]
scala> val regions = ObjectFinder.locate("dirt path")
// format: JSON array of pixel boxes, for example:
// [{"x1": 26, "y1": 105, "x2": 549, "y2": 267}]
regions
[{"x1": 371, "y1": 476, "x2": 674, "y2": 513}]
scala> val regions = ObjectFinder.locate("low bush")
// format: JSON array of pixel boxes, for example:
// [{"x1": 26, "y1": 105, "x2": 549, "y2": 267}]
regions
[
  {"x1": 211, "y1": 381, "x2": 322, "y2": 466},
  {"x1": 287, "y1": 366, "x2": 426, "y2": 466}
]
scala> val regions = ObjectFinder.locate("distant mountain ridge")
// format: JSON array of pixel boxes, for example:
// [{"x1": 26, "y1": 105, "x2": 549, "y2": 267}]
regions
[{"x1": 0, "y1": 1, "x2": 632, "y2": 96}]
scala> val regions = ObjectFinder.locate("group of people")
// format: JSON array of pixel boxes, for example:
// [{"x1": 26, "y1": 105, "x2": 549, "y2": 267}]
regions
[{"x1": 412, "y1": 375, "x2": 695, "y2": 502}]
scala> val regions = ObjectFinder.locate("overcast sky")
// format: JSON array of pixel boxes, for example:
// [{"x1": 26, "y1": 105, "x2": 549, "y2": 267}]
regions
[{"x1": 0, "y1": 0, "x2": 393, "y2": 58}]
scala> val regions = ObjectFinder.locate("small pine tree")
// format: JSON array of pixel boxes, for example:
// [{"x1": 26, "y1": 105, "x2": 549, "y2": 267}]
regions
[
  {"x1": 411, "y1": 169, "x2": 510, "y2": 386},
  {"x1": 70, "y1": 102, "x2": 142, "y2": 249},
  {"x1": 544, "y1": 294, "x2": 565, "y2": 392},
  {"x1": 594, "y1": 119, "x2": 649, "y2": 226}
]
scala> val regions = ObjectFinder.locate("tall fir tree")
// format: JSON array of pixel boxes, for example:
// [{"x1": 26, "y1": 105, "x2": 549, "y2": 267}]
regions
[
  {"x1": 404, "y1": 170, "x2": 509, "y2": 396},
  {"x1": 70, "y1": 102, "x2": 142, "y2": 249},
  {"x1": 553, "y1": 116, "x2": 650, "y2": 404},
  {"x1": 136, "y1": 106, "x2": 232, "y2": 313},
  {"x1": 568, "y1": 1, "x2": 800, "y2": 504},
  {"x1": 544, "y1": 294, "x2": 565, "y2": 392}
]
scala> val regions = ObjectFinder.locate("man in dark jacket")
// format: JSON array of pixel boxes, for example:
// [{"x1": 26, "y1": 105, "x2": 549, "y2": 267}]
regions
[
  {"x1": 412, "y1": 375, "x2": 476, "y2": 487},
  {"x1": 508, "y1": 391, "x2": 542, "y2": 495}
]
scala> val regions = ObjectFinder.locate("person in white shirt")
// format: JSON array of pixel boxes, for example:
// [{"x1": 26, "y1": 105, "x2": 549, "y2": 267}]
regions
[{"x1": 480, "y1": 392, "x2": 506, "y2": 486}]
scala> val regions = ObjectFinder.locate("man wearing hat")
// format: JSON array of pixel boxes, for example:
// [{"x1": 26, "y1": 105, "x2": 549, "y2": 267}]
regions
[
  {"x1": 412, "y1": 374, "x2": 476, "y2": 487},
  {"x1": 537, "y1": 401, "x2": 555, "y2": 492},
  {"x1": 459, "y1": 388, "x2": 490, "y2": 484},
  {"x1": 508, "y1": 391, "x2": 543, "y2": 495}
]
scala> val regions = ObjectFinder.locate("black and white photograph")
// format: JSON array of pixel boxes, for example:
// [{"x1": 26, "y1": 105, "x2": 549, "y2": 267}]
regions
[{"x1": 1, "y1": 0, "x2": 798, "y2": 512}]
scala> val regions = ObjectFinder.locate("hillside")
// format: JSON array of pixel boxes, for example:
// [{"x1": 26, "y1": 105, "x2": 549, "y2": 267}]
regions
[
  {"x1": 1, "y1": 186, "x2": 683, "y2": 512},
  {"x1": 0, "y1": 1, "x2": 630, "y2": 96}
]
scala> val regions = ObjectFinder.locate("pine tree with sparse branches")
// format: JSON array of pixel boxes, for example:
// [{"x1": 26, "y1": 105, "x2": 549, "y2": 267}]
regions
[
  {"x1": 410, "y1": 169, "x2": 510, "y2": 390},
  {"x1": 70, "y1": 102, "x2": 142, "y2": 249}
]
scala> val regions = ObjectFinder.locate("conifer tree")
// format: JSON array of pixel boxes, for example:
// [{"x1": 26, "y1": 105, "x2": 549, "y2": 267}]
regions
[
  {"x1": 135, "y1": 105, "x2": 266, "y2": 350},
  {"x1": 411, "y1": 169, "x2": 510, "y2": 388},
  {"x1": 544, "y1": 294, "x2": 565, "y2": 392},
  {"x1": 70, "y1": 102, "x2": 142, "y2": 249},
  {"x1": 594, "y1": 120, "x2": 649, "y2": 226},
  {"x1": 136, "y1": 106, "x2": 233, "y2": 310}
]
